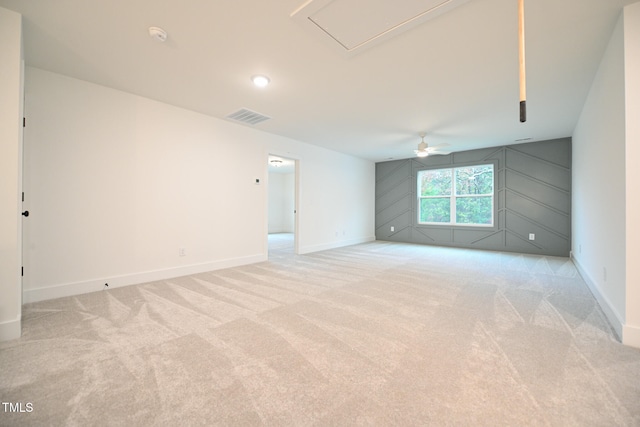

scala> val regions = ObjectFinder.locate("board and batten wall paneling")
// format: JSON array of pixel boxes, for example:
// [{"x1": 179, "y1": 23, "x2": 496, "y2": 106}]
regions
[{"x1": 375, "y1": 138, "x2": 572, "y2": 256}]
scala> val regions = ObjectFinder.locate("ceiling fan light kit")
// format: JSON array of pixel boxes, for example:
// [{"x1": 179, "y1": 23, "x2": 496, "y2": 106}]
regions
[{"x1": 416, "y1": 137, "x2": 429, "y2": 157}]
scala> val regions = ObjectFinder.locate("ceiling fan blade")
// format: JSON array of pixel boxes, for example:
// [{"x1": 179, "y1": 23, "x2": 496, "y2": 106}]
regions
[
  {"x1": 412, "y1": 133, "x2": 451, "y2": 157},
  {"x1": 426, "y1": 146, "x2": 448, "y2": 152}
]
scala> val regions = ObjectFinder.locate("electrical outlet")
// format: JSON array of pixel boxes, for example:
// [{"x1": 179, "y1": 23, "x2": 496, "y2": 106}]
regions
[
  {"x1": 179, "y1": 248, "x2": 186, "y2": 257},
  {"x1": 528, "y1": 233, "x2": 535, "y2": 241}
]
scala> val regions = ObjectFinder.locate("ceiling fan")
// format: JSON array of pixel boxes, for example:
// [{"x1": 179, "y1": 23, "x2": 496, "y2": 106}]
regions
[{"x1": 414, "y1": 133, "x2": 451, "y2": 157}]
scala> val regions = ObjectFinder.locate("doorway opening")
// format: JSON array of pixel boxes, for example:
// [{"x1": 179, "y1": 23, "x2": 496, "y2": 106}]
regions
[{"x1": 267, "y1": 155, "x2": 298, "y2": 258}]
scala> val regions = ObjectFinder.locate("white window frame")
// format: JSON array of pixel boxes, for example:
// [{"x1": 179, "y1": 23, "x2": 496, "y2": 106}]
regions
[{"x1": 417, "y1": 164, "x2": 495, "y2": 227}]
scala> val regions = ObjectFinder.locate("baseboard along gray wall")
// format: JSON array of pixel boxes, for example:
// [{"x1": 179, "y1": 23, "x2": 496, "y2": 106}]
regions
[{"x1": 375, "y1": 138, "x2": 572, "y2": 256}]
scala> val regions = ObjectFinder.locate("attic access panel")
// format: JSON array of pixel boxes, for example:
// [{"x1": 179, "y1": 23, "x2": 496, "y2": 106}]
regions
[{"x1": 291, "y1": 0, "x2": 471, "y2": 56}]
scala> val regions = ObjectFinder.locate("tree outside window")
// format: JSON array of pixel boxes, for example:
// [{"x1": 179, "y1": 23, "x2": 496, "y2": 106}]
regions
[{"x1": 418, "y1": 164, "x2": 494, "y2": 226}]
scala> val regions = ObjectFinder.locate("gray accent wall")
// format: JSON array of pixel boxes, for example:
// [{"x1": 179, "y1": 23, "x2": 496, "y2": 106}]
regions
[{"x1": 375, "y1": 138, "x2": 572, "y2": 256}]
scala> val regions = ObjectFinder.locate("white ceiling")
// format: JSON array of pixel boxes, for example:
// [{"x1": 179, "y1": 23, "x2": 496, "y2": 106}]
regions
[{"x1": 1, "y1": 0, "x2": 634, "y2": 162}]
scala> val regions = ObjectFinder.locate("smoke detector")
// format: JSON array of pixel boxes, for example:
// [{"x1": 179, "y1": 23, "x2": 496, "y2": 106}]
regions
[{"x1": 148, "y1": 26, "x2": 168, "y2": 42}]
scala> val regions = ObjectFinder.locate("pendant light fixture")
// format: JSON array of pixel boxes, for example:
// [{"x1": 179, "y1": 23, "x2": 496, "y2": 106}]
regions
[{"x1": 518, "y1": 0, "x2": 527, "y2": 123}]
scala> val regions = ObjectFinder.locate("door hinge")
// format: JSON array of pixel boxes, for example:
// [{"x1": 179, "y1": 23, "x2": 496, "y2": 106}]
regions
[
  {"x1": 21, "y1": 266, "x2": 24, "y2": 277},
  {"x1": 22, "y1": 192, "x2": 24, "y2": 202},
  {"x1": 23, "y1": 117, "x2": 26, "y2": 127}
]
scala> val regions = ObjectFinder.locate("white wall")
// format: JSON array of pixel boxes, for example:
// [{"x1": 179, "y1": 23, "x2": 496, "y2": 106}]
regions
[
  {"x1": 23, "y1": 67, "x2": 375, "y2": 303},
  {"x1": 624, "y1": 2, "x2": 640, "y2": 345},
  {"x1": 266, "y1": 141, "x2": 375, "y2": 255},
  {"x1": 0, "y1": 7, "x2": 23, "y2": 341},
  {"x1": 268, "y1": 172, "x2": 295, "y2": 233},
  {"x1": 572, "y1": 13, "x2": 626, "y2": 336},
  {"x1": 572, "y1": 3, "x2": 640, "y2": 348},
  {"x1": 296, "y1": 149, "x2": 374, "y2": 254}
]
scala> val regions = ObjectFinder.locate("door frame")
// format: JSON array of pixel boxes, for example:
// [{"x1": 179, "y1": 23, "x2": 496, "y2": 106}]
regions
[{"x1": 267, "y1": 153, "x2": 300, "y2": 255}]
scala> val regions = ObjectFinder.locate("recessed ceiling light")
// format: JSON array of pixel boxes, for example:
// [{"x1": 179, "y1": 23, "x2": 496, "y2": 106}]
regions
[{"x1": 252, "y1": 75, "x2": 270, "y2": 88}]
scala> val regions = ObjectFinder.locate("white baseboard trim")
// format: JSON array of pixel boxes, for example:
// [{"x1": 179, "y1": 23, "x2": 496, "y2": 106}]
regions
[
  {"x1": 298, "y1": 236, "x2": 376, "y2": 255},
  {"x1": 571, "y1": 254, "x2": 624, "y2": 340},
  {"x1": 0, "y1": 316, "x2": 21, "y2": 342},
  {"x1": 23, "y1": 254, "x2": 267, "y2": 304},
  {"x1": 623, "y1": 324, "x2": 640, "y2": 349}
]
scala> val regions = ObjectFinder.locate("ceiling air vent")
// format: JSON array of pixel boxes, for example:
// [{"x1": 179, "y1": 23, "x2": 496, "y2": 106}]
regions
[{"x1": 226, "y1": 108, "x2": 271, "y2": 125}]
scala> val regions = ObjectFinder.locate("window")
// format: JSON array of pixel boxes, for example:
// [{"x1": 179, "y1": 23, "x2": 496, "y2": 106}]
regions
[{"x1": 417, "y1": 164, "x2": 494, "y2": 226}]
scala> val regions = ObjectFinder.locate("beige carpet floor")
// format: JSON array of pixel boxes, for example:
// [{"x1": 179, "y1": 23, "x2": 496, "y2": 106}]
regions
[{"x1": 1, "y1": 235, "x2": 640, "y2": 426}]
